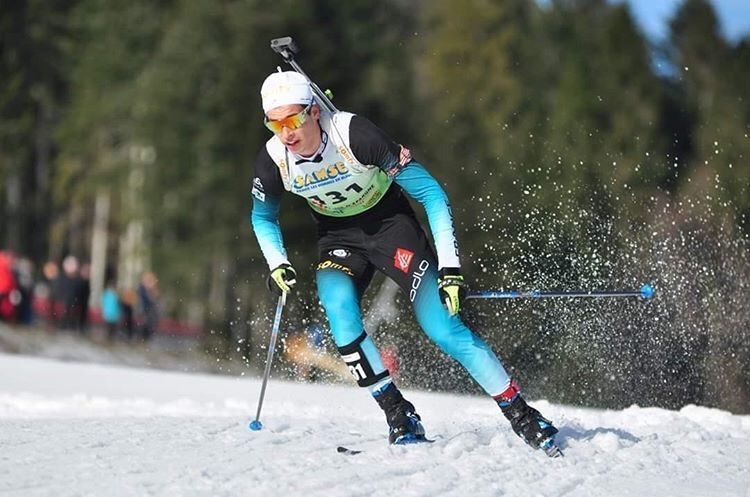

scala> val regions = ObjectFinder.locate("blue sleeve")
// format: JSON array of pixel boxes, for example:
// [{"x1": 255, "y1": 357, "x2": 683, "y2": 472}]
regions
[
  {"x1": 251, "y1": 145, "x2": 289, "y2": 270},
  {"x1": 251, "y1": 194, "x2": 289, "y2": 270},
  {"x1": 393, "y1": 161, "x2": 460, "y2": 269}
]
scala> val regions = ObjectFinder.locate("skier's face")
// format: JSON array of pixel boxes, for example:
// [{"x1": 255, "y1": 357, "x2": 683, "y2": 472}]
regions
[{"x1": 265, "y1": 103, "x2": 321, "y2": 156}]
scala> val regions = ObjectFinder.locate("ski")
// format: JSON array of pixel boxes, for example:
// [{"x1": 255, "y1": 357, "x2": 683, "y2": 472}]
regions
[
  {"x1": 338, "y1": 436, "x2": 560, "y2": 457},
  {"x1": 337, "y1": 446, "x2": 364, "y2": 456},
  {"x1": 337, "y1": 436, "x2": 435, "y2": 455}
]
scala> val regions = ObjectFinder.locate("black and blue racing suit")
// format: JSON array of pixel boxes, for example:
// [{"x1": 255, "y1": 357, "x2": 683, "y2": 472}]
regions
[{"x1": 251, "y1": 113, "x2": 512, "y2": 397}]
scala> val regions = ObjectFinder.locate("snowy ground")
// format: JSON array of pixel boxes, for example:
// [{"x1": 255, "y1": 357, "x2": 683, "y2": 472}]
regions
[
  {"x1": 0, "y1": 323, "x2": 215, "y2": 374},
  {"x1": 2, "y1": 354, "x2": 750, "y2": 497}
]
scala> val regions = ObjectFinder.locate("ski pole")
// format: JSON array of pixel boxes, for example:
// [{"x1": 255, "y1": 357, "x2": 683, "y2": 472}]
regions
[
  {"x1": 249, "y1": 292, "x2": 286, "y2": 431},
  {"x1": 270, "y1": 36, "x2": 338, "y2": 114},
  {"x1": 467, "y1": 284, "x2": 654, "y2": 300}
]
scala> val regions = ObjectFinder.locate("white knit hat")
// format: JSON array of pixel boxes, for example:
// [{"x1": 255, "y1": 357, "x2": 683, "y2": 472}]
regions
[{"x1": 260, "y1": 69, "x2": 313, "y2": 113}]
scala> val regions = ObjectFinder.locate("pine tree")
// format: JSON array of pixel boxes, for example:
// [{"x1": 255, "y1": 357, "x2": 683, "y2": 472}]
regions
[
  {"x1": 539, "y1": 1, "x2": 666, "y2": 223},
  {"x1": 669, "y1": 0, "x2": 750, "y2": 228},
  {"x1": 0, "y1": 0, "x2": 76, "y2": 260},
  {"x1": 667, "y1": 0, "x2": 750, "y2": 413},
  {"x1": 419, "y1": 0, "x2": 538, "y2": 193}
]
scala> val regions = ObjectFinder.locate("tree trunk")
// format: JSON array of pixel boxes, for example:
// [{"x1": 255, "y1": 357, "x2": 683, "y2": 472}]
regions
[
  {"x1": 33, "y1": 98, "x2": 53, "y2": 262},
  {"x1": 4, "y1": 172, "x2": 21, "y2": 250},
  {"x1": 90, "y1": 190, "x2": 110, "y2": 306}
]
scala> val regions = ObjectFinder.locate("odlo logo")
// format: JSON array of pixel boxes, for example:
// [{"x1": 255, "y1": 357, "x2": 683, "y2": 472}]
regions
[{"x1": 409, "y1": 260, "x2": 430, "y2": 302}]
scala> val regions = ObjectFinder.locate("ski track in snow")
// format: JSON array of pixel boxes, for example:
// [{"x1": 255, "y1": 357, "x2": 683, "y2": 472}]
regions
[{"x1": 1, "y1": 354, "x2": 749, "y2": 497}]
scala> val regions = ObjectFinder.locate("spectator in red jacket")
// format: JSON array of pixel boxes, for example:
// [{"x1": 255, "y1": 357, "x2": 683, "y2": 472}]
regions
[{"x1": 0, "y1": 251, "x2": 19, "y2": 322}]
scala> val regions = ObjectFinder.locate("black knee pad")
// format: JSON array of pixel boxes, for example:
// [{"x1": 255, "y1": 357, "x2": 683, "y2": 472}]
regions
[{"x1": 337, "y1": 330, "x2": 390, "y2": 387}]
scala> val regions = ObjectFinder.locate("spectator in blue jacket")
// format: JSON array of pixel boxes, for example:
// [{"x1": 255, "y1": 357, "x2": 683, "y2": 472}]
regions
[{"x1": 101, "y1": 279, "x2": 121, "y2": 341}]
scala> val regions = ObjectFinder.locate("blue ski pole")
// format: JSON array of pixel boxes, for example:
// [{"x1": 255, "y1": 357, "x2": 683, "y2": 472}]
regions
[
  {"x1": 467, "y1": 284, "x2": 654, "y2": 300},
  {"x1": 249, "y1": 293, "x2": 286, "y2": 431}
]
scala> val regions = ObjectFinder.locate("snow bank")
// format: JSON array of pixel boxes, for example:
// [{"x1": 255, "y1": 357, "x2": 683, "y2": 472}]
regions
[{"x1": 2, "y1": 354, "x2": 749, "y2": 497}]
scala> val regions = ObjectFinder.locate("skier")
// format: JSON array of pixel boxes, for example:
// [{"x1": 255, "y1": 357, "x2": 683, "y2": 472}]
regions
[{"x1": 250, "y1": 70, "x2": 559, "y2": 453}]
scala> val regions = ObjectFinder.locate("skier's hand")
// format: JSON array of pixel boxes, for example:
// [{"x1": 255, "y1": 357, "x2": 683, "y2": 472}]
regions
[
  {"x1": 438, "y1": 267, "x2": 467, "y2": 316},
  {"x1": 267, "y1": 263, "x2": 297, "y2": 295}
]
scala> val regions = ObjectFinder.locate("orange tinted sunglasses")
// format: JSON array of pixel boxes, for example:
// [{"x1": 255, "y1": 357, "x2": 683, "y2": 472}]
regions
[{"x1": 264, "y1": 103, "x2": 312, "y2": 133}]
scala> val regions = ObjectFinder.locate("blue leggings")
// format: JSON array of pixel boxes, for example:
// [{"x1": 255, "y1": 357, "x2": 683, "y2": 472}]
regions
[{"x1": 317, "y1": 267, "x2": 511, "y2": 397}]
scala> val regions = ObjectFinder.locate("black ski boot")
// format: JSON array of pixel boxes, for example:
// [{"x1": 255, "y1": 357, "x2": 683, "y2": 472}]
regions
[
  {"x1": 374, "y1": 383, "x2": 426, "y2": 445},
  {"x1": 497, "y1": 380, "x2": 561, "y2": 457}
]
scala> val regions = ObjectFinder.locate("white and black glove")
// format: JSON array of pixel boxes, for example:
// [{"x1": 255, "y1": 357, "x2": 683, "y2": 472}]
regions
[{"x1": 266, "y1": 263, "x2": 297, "y2": 296}]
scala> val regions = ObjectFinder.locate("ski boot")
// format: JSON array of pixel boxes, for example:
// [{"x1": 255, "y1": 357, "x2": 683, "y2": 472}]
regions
[
  {"x1": 497, "y1": 380, "x2": 561, "y2": 457},
  {"x1": 374, "y1": 383, "x2": 427, "y2": 445}
]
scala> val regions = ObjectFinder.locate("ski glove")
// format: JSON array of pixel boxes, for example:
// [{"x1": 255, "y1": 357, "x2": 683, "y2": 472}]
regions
[
  {"x1": 267, "y1": 263, "x2": 297, "y2": 295},
  {"x1": 438, "y1": 267, "x2": 468, "y2": 316}
]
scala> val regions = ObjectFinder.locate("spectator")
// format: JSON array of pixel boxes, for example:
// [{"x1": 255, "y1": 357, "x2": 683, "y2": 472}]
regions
[
  {"x1": 40, "y1": 260, "x2": 62, "y2": 327},
  {"x1": 14, "y1": 257, "x2": 35, "y2": 325},
  {"x1": 120, "y1": 287, "x2": 136, "y2": 340},
  {"x1": 282, "y1": 327, "x2": 350, "y2": 383},
  {"x1": 60, "y1": 255, "x2": 80, "y2": 330},
  {"x1": 137, "y1": 271, "x2": 160, "y2": 341},
  {"x1": 101, "y1": 279, "x2": 121, "y2": 341},
  {"x1": 0, "y1": 251, "x2": 19, "y2": 322},
  {"x1": 74, "y1": 262, "x2": 91, "y2": 333}
]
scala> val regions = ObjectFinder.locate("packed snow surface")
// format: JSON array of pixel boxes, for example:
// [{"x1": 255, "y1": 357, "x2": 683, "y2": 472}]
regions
[{"x1": 2, "y1": 354, "x2": 749, "y2": 497}]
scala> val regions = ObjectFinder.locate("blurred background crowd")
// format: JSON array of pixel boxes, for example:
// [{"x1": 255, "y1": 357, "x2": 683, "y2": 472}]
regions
[{"x1": 0, "y1": 250, "x2": 163, "y2": 342}]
